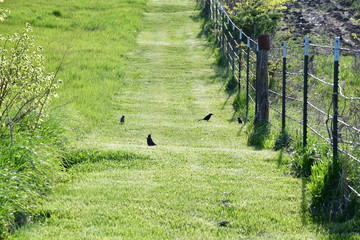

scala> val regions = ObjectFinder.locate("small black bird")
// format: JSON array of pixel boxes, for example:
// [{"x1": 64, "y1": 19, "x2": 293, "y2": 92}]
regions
[
  {"x1": 237, "y1": 117, "x2": 242, "y2": 124},
  {"x1": 218, "y1": 220, "x2": 230, "y2": 227},
  {"x1": 120, "y1": 115, "x2": 125, "y2": 124},
  {"x1": 147, "y1": 134, "x2": 156, "y2": 146},
  {"x1": 199, "y1": 113, "x2": 213, "y2": 121}
]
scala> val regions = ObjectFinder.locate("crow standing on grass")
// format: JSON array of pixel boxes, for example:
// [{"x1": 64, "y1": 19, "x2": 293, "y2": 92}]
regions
[
  {"x1": 120, "y1": 115, "x2": 125, "y2": 124},
  {"x1": 237, "y1": 117, "x2": 242, "y2": 124},
  {"x1": 147, "y1": 134, "x2": 156, "y2": 146},
  {"x1": 199, "y1": 113, "x2": 213, "y2": 121}
]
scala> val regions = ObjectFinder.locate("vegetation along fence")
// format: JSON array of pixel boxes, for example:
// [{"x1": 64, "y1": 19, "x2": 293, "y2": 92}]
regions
[{"x1": 202, "y1": 0, "x2": 360, "y2": 199}]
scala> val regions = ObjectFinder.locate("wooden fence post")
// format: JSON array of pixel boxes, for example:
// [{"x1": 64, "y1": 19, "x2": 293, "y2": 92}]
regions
[{"x1": 254, "y1": 35, "x2": 270, "y2": 125}]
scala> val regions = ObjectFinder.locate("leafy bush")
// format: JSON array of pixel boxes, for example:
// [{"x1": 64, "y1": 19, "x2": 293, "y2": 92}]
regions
[
  {"x1": 0, "y1": 8, "x2": 10, "y2": 22},
  {"x1": 0, "y1": 23, "x2": 58, "y2": 139},
  {"x1": 307, "y1": 158, "x2": 329, "y2": 207},
  {"x1": 0, "y1": 24, "x2": 62, "y2": 238},
  {"x1": 290, "y1": 134, "x2": 358, "y2": 223},
  {"x1": 308, "y1": 156, "x2": 358, "y2": 222},
  {"x1": 225, "y1": 0, "x2": 294, "y2": 37},
  {"x1": 291, "y1": 136, "x2": 331, "y2": 177}
]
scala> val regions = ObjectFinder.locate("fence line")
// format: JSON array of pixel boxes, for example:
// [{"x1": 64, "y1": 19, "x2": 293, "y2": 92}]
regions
[{"x1": 204, "y1": 0, "x2": 360, "y2": 198}]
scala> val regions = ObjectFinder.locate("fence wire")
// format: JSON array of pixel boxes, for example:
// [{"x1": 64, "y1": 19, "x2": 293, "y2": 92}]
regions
[{"x1": 206, "y1": 0, "x2": 360, "y2": 198}]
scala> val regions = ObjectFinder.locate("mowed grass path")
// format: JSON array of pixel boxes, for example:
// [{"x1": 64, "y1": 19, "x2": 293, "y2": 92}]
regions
[{"x1": 12, "y1": 0, "x2": 329, "y2": 239}]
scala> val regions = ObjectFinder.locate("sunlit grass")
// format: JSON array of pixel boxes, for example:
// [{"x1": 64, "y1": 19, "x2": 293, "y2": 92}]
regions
[
  {"x1": 7, "y1": 0, "x2": 345, "y2": 238},
  {"x1": 0, "y1": 0, "x2": 148, "y2": 237},
  {"x1": 0, "y1": 0, "x2": 148, "y2": 131},
  {"x1": 2, "y1": 0, "x2": 359, "y2": 238}
]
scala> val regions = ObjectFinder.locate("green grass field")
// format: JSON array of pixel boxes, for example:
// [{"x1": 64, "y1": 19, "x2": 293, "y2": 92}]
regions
[
  {"x1": 1, "y1": 0, "x2": 359, "y2": 239},
  {"x1": 0, "y1": 0, "x2": 148, "y2": 131}
]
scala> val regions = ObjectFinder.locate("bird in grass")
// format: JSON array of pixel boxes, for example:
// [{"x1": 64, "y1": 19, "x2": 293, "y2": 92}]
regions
[
  {"x1": 120, "y1": 115, "x2": 125, "y2": 124},
  {"x1": 147, "y1": 134, "x2": 156, "y2": 146},
  {"x1": 218, "y1": 220, "x2": 230, "y2": 227},
  {"x1": 199, "y1": 113, "x2": 213, "y2": 121},
  {"x1": 237, "y1": 117, "x2": 243, "y2": 124}
]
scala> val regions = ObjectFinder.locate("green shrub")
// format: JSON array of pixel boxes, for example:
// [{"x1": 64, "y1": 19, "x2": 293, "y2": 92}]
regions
[
  {"x1": 226, "y1": 0, "x2": 294, "y2": 37},
  {"x1": 0, "y1": 8, "x2": 10, "y2": 21},
  {"x1": 290, "y1": 136, "x2": 329, "y2": 177},
  {"x1": 0, "y1": 23, "x2": 59, "y2": 139},
  {"x1": 274, "y1": 130, "x2": 292, "y2": 150},
  {"x1": 307, "y1": 158, "x2": 329, "y2": 207},
  {"x1": 0, "y1": 23, "x2": 62, "y2": 238},
  {"x1": 308, "y1": 157, "x2": 358, "y2": 223}
]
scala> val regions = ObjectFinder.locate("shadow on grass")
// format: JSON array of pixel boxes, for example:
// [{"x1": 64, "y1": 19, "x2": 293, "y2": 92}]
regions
[
  {"x1": 301, "y1": 179, "x2": 360, "y2": 239},
  {"x1": 247, "y1": 122, "x2": 271, "y2": 150},
  {"x1": 276, "y1": 149, "x2": 288, "y2": 167},
  {"x1": 276, "y1": 150, "x2": 360, "y2": 238},
  {"x1": 61, "y1": 149, "x2": 150, "y2": 169}
]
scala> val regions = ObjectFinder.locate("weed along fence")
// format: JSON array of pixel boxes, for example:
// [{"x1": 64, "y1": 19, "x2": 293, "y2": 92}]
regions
[{"x1": 202, "y1": 0, "x2": 360, "y2": 199}]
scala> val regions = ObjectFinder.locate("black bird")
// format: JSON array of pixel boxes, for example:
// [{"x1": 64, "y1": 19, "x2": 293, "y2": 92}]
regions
[
  {"x1": 218, "y1": 220, "x2": 230, "y2": 227},
  {"x1": 199, "y1": 113, "x2": 213, "y2": 121},
  {"x1": 120, "y1": 115, "x2": 125, "y2": 124},
  {"x1": 147, "y1": 134, "x2": 156, "y2": 146},
  {"x1": 237, "y1": 117, "x2": 242, "y2": 124}
]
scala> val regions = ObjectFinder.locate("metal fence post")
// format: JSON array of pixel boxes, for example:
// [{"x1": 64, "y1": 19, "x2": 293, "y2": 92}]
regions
[
  {"x1": 333, "y1": 37, "x2": 340, "y2": 165},
  {"x1": 224, "y1": 16, "x2": 230, "y2": 71},
  {"x1": 245, "y1": 37, "x2": 250, "y2": 122},
  {"x1": 282, "y1": 42, "x2": 287, "y2": 132},
  {"x1": 221, "y1": 7, "x2": 225, "y2": 53},
  {"x1": 215, "y1": 1, "x2": 219, "y2": 43},
  {"x1": 238, "y1": 29, "x2": 243, "y2": 95},
  {"x1": 231, "y1": 24, "x2": 236, "y2": 81},
  {"x1": 303, "y1": 36, "x2": 309, "y2": 148}
]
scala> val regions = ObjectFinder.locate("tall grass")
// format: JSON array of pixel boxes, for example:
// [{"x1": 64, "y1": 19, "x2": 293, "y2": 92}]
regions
[
  {"x1": 0, "y1": 0, "x2": 148, "y2": 130},
  {"x1": 0, "y1": 0, "x2": 148, "y2": 237},
  {"x1": 0, "y1": 117, "x2": 65, "y2": 238}
]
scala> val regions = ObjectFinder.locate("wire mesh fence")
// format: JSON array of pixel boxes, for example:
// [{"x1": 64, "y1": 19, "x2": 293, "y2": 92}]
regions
[{"x1": 205, "y1": 0, "x2": 360, "y2": 198}]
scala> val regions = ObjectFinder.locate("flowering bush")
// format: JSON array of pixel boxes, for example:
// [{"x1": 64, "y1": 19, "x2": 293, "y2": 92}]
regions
[
  {"x1": 0, "y1": 23, "x2": 58, "y2": 138},
  {"x1": 225, "y1": 0, "x2": 294, "y2": 37}
]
